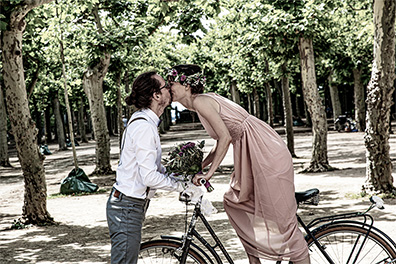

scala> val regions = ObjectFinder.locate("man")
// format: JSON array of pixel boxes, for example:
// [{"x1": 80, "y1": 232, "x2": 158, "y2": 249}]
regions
[{"x1": 106, "y1": 71, "x2": 185, "y2": 264}]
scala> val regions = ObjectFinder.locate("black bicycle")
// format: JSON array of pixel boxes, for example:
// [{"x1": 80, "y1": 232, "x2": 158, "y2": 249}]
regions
[{"x1": 139, "y1": 188, "x2": 396, "y2": 263}]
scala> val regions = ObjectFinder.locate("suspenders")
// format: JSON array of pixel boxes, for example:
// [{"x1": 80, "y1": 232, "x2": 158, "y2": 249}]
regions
[
  {"x1": 119, "y1": 117, "x2": 147, "y2": 159},
  {"x1": 119, "y1": 116, "x2": 151, "y2": 197}
]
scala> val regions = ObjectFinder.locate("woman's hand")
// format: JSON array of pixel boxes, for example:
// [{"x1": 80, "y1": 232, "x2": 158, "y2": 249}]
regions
[{"x1": 192, "y1": 173, "x2": 209, "y2": 186}]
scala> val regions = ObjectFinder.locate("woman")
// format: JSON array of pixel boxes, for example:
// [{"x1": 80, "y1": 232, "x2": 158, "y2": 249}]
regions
[{"x1": 167, "y1": 64, "x2": 310, "y2": 264}]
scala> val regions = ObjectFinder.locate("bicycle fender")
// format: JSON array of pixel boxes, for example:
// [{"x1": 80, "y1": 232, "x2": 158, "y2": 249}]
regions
[
  {"x1": 307, "y1": 221, "x2": 396, "y2": 248},
  {"x1": 160, "y1": 235, "x2": 183, "y2": 241}
]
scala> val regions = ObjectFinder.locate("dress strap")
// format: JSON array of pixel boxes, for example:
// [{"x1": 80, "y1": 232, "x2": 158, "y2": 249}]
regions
[{"x1": 198, "y1": 93, "x2": 222, "y2": 114}]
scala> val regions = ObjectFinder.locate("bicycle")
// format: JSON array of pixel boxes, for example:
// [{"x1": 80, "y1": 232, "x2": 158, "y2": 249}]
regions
[{"x1": 139, "y1": 188, "x2": 396, "y2": 263}]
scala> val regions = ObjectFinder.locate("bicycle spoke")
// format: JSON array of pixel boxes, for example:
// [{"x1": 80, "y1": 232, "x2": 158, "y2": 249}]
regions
[
  {"x1": 355, "y1": 241, "x2": 392, "y2": 264},
  {"x1": 139, "y1": 240, "x2": 206, "y2": 263},
  {"x1": 307, "y1": 225, "x2": 396, "y2": 264}
]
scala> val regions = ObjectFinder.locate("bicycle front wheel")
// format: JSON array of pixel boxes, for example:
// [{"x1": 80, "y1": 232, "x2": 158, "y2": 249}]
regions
[
  {"x1": 139, "y1": 239, "x2": 207, "y2": 263},
  {"x1": 306, "y1": 224, "x2": 396, "y2": 263}
]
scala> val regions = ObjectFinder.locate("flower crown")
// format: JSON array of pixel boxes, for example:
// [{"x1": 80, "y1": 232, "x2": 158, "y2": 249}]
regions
[{"x1": 167, "y1": 68, "x2": 206, "y2": 87}]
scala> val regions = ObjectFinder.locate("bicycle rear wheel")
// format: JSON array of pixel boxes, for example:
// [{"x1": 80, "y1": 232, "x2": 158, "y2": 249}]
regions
[
  {"x1": 306, "y1": 224, "x2": 396, "y2": 263},
  {"x1": 139, "y1": 239, "x2": 207, "y2": 263}
]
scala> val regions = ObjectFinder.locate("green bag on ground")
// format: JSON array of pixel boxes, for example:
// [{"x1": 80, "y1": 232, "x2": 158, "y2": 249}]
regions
[
  {"x1": 39, "y1": 145, "x2": 52, "y2": 155},
  {"x1": 60, "y1": 168, "x2": 98, "y2": 194}
]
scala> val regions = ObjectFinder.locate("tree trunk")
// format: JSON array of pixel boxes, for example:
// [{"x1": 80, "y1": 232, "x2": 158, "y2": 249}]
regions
[
  {"x1": 295, "y1": 83, "x2": 304, "y2": 120},
  {"x1": 252, "y1": 87, "x2": 260, "y2": 119},
  {"x1": 262, "y1": 87, "x2": 268, "y2": 122},
  {"x1": 27, "y1": 64, "x2": 40, "y2": 99},
  {"x1": 230, "y1": 80, "x2": 240, "y2": 104},
  {"x1": 247, "y1": 94, "x2": 253, "y2": 115},
  {"x1": 44, "y1": 106, "x2": 51, "y2": 143},
  {"x1": 82, "y1": 4, "x2": 113, "y2": 175},
  {"x1": 364, "y1": 0, "x2": 395, "y2": 194},
  {"x1": 353, "y1": 68, "x2": 366, "y2": 132},
  {"x1": 60, "y1": 35, "x2": 78, "y2": 170},
  {"x1": 33, "y1": 97, "x2": 43, "y2": 145},
  {"x1": 78, "y1": 98, "x2": 88, "y2": 143},
  {"x1": 281, "y1": 63, "x2": 295, "y2": 157},
  {"x1": 52, "y1": 93, "x2": 67, "y2": 150},
  {"x1": 265, "y1": 82, "x2": 273, "y2": 127},
  {"x1": 124, "y1": 70, "x2": 133, "y2": 119},
  {"x1": 264, "y1": 60, "x2": 274, "y2": 127},
  {"x1": 112, "y1": 107, "x2": 118, "y2": 135},
  {"x1": 273, "y1": 81, "x2": 283, "y2": 125},
  {"x1": 116, "y1": 72, "x2": 124, "y2": 148},
  {"x1": 0, "y1": 83, "x2": 11, "y2": 167},
  {"x1": 2, "y1": 1, "x2": 54, "y2": 225},
  {"x1": 328, "y1": 70, "x2": 342, "y2": 128},
  {"x1": 165, "y1": 107, "x2": 171, "y2": 130},
  {"x1": 158, "y1": 107, "x2": 171, "y2": 134},
  {"x1": 304, "y1": 101, "x2": 312, "y2": 127},
  {"x1": 83, "y1": 53, "x2": 113, "y2": 175},
  {"x1": 106, "y1": 106, "x2": 115, "y2": 136},
  {"x1": 298, "y1": 37, "x2": 331, "y2": 172}
]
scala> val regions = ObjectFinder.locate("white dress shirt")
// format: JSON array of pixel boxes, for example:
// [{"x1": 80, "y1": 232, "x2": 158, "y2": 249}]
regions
[{"x1": 114, "y1": 108, "x2": 181, "y2": 199}]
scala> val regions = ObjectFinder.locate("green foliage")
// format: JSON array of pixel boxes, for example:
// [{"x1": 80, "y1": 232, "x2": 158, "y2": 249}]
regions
[
  {"x1": 170, "y1": 4, "x2": 207, "y2": 44},
  {"x1": 10, "y1": 218, "x2": 33, "y2": 230},
  {"x1": 0, "y1": 14, "x2": 7, "y2": 31},
  {"x1": 7, "y1": 0, "x2": 378, "y2": 127},
  {"x1": 0, "y1": 1, "x2": 24, "y2": 30}
]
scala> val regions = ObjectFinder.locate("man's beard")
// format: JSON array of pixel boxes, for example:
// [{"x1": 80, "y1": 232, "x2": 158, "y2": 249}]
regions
[{"x1": 159, "y1": 97, "x2": 172, "y2": 108}]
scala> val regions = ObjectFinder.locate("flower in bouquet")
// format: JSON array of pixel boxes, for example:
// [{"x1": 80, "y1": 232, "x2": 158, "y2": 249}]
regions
[
  {"x1": 164, "y1": 140, "x2": 214, "y2": 192},
  {"x1": 166, "y1": 68, "x2": 206, "y2": 87},
  {"x1": 164, "y1": 141, "x2": 205, "y2": 181}
]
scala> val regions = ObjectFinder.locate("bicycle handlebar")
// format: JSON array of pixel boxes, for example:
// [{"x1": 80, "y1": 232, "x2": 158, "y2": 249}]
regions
[{"x1": 198, "y1": 179, "x2": 214, "y2": 192}]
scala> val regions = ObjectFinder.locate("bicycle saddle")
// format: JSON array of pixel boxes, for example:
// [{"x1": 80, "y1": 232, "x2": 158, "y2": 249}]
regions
[{"x1": 295, "y1": 188, "x2": 320, "y2": 205}]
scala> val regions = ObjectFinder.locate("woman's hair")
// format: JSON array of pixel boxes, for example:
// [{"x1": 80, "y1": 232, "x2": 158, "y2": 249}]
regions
[
  {"x1": 169, "y1": 64, "x2": 205, "y2": 94},
  {"x1": 125, "y1": 71, "x2": 161, "y2": 109}
]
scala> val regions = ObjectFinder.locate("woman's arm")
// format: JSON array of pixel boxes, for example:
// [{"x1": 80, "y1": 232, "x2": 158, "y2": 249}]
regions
[
  {"x1": 193, "y1": 96, "x2": 232, "y2": 185},
  {"x1": 201, "y1": 142, "x2": 216, "y2": 169}
]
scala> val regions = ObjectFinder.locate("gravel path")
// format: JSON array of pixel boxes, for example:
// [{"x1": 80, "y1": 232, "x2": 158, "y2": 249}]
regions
[{"x1": 1, "y1": 123, "x2": 395, "y2": 263}]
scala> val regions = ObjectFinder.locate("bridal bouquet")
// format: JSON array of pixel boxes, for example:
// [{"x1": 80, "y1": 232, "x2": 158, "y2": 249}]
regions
[
  {"x1": 164, "y1": 140, "x2": 214, "y2": 192},
  {"x1": 164, "y1": 141, "x2": 205, "y2": 180}
]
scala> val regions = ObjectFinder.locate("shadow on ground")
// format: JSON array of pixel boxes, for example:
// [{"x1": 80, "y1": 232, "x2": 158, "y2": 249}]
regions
[
  {"x1": 1, "y1": 123, "x2": 396, "y2": 263},
  {"x1": 0, "y1": 224, "x2": 109, "y2": 263}
]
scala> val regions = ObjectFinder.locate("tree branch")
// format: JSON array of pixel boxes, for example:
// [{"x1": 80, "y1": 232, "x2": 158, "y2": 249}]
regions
[
  {"x1": 92, "y1": 4, "x2": 104, "y2": 35},
  {"x1": 347, "y1": 3, "x2": 368, "y2": 11},
  {"x1": 9, "y1": 0, "x2": 54, "y2": 28},
  {"x1": 27, "y1": 63, "x2": 41, "y2": 99},
  {"x1": 149, "y1": 18, "x2": 165, "y2": 37}
]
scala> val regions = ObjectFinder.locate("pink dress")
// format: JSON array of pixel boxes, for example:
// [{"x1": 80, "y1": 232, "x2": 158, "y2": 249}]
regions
[{"x1": 196, "y1": 93, "x2": 308, "y2": 262}]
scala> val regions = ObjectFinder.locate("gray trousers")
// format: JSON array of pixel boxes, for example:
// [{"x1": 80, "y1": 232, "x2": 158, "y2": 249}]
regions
[{"x1": 106, "y1": 188, "x2": 149, "y2": 264}]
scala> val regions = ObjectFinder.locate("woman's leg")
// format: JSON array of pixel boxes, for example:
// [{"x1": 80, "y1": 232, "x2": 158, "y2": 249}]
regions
[
  {"x1": 247, "y1": 254, "x2": 261, "y2": 264},
  {"x1": 293, "y1": 255, "x2": 311, "y2": 264}
]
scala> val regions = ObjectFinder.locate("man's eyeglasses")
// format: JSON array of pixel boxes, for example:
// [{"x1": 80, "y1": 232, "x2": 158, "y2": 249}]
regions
[{"x1": 160, "y1": 82, "x2": 169, "y2": 90}]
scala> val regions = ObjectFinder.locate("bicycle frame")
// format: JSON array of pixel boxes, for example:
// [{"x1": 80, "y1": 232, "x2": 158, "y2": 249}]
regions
[
  {"x1": 154, "y1": 194, "x2": 395, "y2": 264},
  {"x1": 170, "y1": 199, "x2": 234, "y2": 264},
  {"x1": 297, "y1": 214, "x2": 338, "y2": 264}
]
